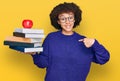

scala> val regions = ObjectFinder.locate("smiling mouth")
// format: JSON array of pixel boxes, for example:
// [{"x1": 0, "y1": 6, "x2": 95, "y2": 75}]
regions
[{"x1": 66, "y1": 25, "x2": 72, "y2": 28}]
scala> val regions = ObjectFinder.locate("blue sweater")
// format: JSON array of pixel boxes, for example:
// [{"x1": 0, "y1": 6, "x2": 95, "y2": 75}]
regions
[{"x1": 32, "y1": 31, "x2": 110, "y2": 81}]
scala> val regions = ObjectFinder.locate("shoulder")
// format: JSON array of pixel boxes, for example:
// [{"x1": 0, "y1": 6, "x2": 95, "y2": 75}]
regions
[
  {"x1": 48, "y1": 31, "x2": 59, "y2": 36},
  {"x1": 45, "y1": 31, "x2": 60, "y2": 39},
  {"x1": 74, "y1": 31, "x2": 86, "y2": 39},
  {"x1": 47, "y1": 31, "x2": 60, "y2": 37}
]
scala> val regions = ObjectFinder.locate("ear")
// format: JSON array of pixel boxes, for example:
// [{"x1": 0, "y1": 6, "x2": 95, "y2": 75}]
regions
[
  {"x1": 73, "y1": 20, "x2": 75, "y2": 23},
  {"x1": 57, "y1": 20, "x2": 61, "y2": 25}
]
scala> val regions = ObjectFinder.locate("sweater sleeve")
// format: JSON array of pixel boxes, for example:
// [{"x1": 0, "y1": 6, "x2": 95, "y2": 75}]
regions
[
  {"x1": 91, "y1": 39, "x2": 110, "y2": 64},
  {"x1": 31, "y1": 35, "x2": 49, "y2": 68}
]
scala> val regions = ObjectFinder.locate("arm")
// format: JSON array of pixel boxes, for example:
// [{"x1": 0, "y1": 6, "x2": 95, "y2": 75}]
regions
[
  {"x1": 31, "y1": 35, "x2": 49, "y2": 68},
  {"x1": 91, "y1": 40, "x2": 110, "y2": 64},
  {"x1": 79, "y1": 38, "x2": 110, "y2": 64}
]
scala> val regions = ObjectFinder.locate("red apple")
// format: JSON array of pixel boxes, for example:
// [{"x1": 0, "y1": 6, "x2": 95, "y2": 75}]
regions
[{"x1": 22, "y1": 19, "x2": 33, "y2": 28}]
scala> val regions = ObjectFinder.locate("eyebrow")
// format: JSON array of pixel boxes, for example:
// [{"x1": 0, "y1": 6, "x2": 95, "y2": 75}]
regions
[{"x1": 59, "y1": 14, "x2": 74, "y2": 18}]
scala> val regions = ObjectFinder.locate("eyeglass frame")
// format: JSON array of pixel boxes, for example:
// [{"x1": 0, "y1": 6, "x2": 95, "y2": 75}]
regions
[{"x1": 58, "y1": 15, "x2": 75, "y2": 23}]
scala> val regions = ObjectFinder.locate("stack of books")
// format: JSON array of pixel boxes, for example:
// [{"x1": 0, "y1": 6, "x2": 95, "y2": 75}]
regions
[{"x1": 4, "y1": 28, "x2": 45, "y2": 53}]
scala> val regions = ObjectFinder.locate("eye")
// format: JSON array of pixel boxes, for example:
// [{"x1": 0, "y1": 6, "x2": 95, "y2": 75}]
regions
[
  {"x1": 60, "y1": 17, "x2": 65, "y2": 20},
  {"x1": 69, "y1": 16, "x2": 74, "y2": 19}
]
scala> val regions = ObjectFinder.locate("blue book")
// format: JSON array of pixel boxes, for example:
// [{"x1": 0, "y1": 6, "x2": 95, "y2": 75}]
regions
[
  {"x1": 4, "y1": 40, "x2": 42, "y2": 47},
  {"x1": 9, "y1": 46, "x2": 43, "y2": 53}
]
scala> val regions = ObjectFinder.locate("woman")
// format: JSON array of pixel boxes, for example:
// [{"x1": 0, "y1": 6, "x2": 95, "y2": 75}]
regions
[{"x1": 31, "y1": 2, "x2": 110, "y2": 81}]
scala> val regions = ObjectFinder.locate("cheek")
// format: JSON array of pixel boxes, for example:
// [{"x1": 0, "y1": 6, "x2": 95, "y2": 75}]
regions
[
  {"x1": 60, "y1": 24, "x2": 65, "y2": 29},
  {"x1": 59, "y1": 23, "x2": 65, "y2": 27},
  {"x1": 71, "y1": 22, "x2": 75, "y2": 26}
]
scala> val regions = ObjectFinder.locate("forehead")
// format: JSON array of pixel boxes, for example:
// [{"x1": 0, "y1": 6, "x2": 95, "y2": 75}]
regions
[{"x1": 58, "y1": 12, "x2": 74, "y2": 17}]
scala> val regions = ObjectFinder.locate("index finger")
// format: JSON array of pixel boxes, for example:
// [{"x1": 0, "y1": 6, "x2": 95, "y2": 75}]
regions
[{"x1": 78, "y1": 39, "x2": 84, "y2": 42}]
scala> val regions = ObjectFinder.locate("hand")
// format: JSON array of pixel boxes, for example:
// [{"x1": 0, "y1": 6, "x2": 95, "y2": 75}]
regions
[
  {"x1": 24, "y1": 52, "x2": 36, "y2": 55},
  {"x1": 16, "y1": 51, "x2": 36, "y2": 55},
  {"x1": 79, "y1": 38, "x2": 95, "y2": 48}
]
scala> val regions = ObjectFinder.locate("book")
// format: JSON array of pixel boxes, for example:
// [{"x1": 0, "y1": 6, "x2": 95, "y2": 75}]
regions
[
  {"x1": 5, "y1": 36, "x2": 42, "y2": 43},
  {"x1": 9, "y1": 46, "x2": 43, "y2": 53},
  {"x1": 14, "y1": 28, "x2": 44, "y2": 33},
  {"x1": 13, "y1": 32, "x2": 45, "y2": 38},
  {"x1": 4, "y1": 40, "x2": 42, "y2": 47}
]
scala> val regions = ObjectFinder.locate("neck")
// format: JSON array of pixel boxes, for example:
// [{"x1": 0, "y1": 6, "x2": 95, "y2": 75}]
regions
[{"x1": 62, "y1": 30, "x2": 73, "y2": 35}]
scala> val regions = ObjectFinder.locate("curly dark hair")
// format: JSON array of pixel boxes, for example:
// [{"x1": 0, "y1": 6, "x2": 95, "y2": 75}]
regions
[{"x1": 49, "y1": 2, "x2": 82, "y2": 29}]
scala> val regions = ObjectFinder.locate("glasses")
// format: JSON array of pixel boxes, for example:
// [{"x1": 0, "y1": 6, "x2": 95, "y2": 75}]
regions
[{"x1": 58, "y1": 15, "x2": 74, "y2": 23}]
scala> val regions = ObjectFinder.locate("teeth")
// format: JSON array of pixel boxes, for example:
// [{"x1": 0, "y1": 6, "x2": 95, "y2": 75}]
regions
[{"x1": 66, "y1": 26, "x2": 71, "y2": 28}]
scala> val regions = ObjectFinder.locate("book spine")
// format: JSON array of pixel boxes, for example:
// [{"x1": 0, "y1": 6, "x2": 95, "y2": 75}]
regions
[
  {"x1": 9, "y1": 46, "x2": 43, "y2": 52},
  {"x1": 5, "y1": 36, "x2": 42, "y2": 43},
  {"x1": 4, "y1": 41, "x2": 37, "y2": 47},
  {"x1": 13, "y1": 32, "x2": 45, "y2": 38},
  {"x1": 9, "y1": 46, "x2": 24, "y2": 52},
  {"x1": 13, "y1": 32, "x2": 25, "y2": 37}
]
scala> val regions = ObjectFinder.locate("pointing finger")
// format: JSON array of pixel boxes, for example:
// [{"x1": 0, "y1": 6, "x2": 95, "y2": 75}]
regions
[{"x1": 78, "y1": 39, "x2": 84, "y2": 42}]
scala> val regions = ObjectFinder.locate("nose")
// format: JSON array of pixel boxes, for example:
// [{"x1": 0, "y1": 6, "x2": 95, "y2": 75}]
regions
[{"x1": 65, "y1": 18, "x2": 70, "y2": 23}]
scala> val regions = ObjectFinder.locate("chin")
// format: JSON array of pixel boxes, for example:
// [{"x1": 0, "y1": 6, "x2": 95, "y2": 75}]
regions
[
  {"x1": 66, "y1": 28, "x2": 73, "y2": 31},
  {"x1": 65, "y1": 29, "x2": 73, "y2": 32}
]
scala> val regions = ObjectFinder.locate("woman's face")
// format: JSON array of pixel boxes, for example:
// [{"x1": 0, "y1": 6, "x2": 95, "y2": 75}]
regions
[{"x1": 58, "y1": 12, "x2": 75, "y2": 34}]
